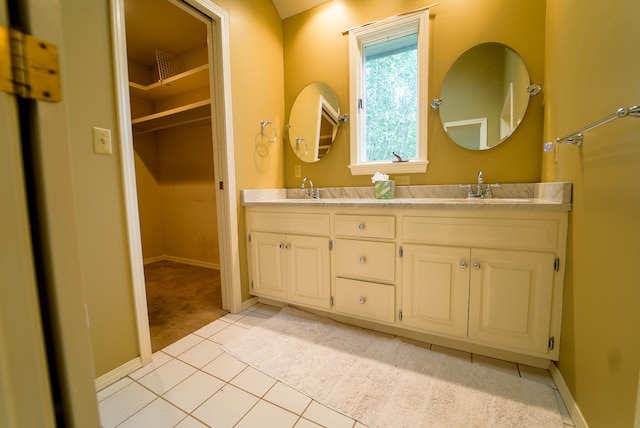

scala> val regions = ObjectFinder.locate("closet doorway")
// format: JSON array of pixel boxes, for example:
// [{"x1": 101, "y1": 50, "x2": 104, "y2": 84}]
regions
[{"x1": 111, "y1": 0, "x2": 241, "y2": 360}]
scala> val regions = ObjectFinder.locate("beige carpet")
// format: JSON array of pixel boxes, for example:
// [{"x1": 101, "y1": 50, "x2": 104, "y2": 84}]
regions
[{"x1": 223, "y1": 306, "x2": 564, "y2": 428}]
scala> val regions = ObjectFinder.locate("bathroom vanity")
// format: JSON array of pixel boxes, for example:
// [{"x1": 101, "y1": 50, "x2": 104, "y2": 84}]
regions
[{"x1": 242, "y1": 183, "x2": 571, "y2": 365}]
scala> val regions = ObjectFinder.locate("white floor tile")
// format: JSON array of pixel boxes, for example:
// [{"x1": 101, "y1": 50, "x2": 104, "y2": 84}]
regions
[
  {"x1": 294, "y1": 418, "x2": 323, "y2": 428},
  {"x1": 163, "y1": 370, "x2": 224, "y2": 413},
  {"x1": 472, "y1": 354, "x2": 520, "y2": 376},
  {"x1": 235, "y1": 399, "x2": 299, "y2": 428},
  {"x1": 201, "y1": 352, "x2": 247, "y2": 382},
  {"x1": 137, "y1": 359, "x2": 197, "y2": 395},
  {"x1": 192, "y1": 384, "x2": 259, "y2": 428},
  {"x1": 162, "y1": 334, "x2": 204, "y2": 357},
  {"x1": 177, "y1": 339, "x2": 224, "y2": 368},
  {"x1": 118, "y1": 398, "x2": 186, "y2": 427},
  {"x1": 264, "y1": 382, "x2": 312, "y2": 415},
  {"x1": 431, "y1": 344, "x2": 472, "y2": 362},
  {"x1": 174, "y1": 416, "x2": 209, "y2": 427},
  {"x1": 208, "y1": 324, "x2": 249, "y2": 345},
  {"x1": 97, "y1": 376, "x2": 133, "y2": 402},
  {"x1": 234, "y1": 312, "x2": 270, "y2": 329},
  {"x1": 219, "y1": 312, "x2": 245, "y2": 323},
  {"x1": 303, "y1": 401, "x2": 355, "y2": 428},
  {"x1": 230, "y1": 366, "x2": 277, "y2": 397},
  {"x1": 98, "y1": 382, "x2": 156, "y2": 428},
  {"x1": 192, "y1": 319, "x2": 231, "y2": 338},
  {"x1": 354, "y1": 422, "x2": 368, "y2": 428},
  {"x1": 518, "y1": 364, "x2": 556, "y2": 388},
  {"x1": 128, "y1": 351, "x2": 173, "y2": 380}
]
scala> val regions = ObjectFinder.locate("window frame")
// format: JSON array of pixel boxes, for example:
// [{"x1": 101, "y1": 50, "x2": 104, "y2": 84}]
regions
[{"x1": 348, "y1": 10, "x2": 430, "y2": 175}]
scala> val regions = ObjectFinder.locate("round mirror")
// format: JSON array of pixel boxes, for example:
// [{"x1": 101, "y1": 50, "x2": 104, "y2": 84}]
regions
[
  {"x1": 438, "y1": 43, "x2": 533, "y2": 150},
  {"x1": 288, "y1": 82, "x2": 342, "y2": 163}
]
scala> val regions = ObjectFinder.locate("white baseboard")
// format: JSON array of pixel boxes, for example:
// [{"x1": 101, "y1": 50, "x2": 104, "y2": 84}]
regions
[
  {"x1": 550, "y1": 363, "x2": 589, "y2": 428},
  {"x1": 143, "y1": 255, "x2": 220, "y2": 270},
  {"x1": 95, "y1": 357, "x2": 143, "y2": 392}
]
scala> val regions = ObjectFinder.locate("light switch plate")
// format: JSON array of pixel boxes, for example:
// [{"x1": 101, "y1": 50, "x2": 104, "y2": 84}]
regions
[
  {"x1": 92, "y1": 127, "x2": 112, "y2": 155},
  {"x1": 294, "y1": 165, "x2": 301, "y2": 178}
]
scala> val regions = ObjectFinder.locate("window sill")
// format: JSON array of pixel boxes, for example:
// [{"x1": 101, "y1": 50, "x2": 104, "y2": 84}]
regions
[{"x1": 348, "y1": 160, "x2": 428, "y2": 176}]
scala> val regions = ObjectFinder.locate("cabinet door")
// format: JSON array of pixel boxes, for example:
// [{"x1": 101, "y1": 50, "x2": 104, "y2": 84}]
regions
[
  {"x1": 468, "y1": 248, "x2": 554, "y2": 354},
  {"x1": 287, "y1": 235, "x2": 331, "y2": 309},
  {"x1": 250, "y1": 232, "x2": 286, "y2": 299},
  {"x1": 401, "y1": 244, "x2": 470, "y2": 337}
]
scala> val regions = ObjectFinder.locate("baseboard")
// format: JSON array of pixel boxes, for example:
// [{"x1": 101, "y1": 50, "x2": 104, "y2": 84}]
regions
[
  {"x1": 143, "y1": 255, "x2": 220, "y2": 270},
  {"x1": 550, "y1": 363, "x2": 589, "y2": 428},
  {"x1": 95, "y1": 357, "x2": 143, "y2": 392}
]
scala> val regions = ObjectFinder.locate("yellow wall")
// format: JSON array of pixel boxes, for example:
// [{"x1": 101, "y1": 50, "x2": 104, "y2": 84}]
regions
[
  {"x1": 282, "y1": 0, "x2": 546, "y2": 188},
  {"x1": 543, "y1": 1, "x2": 640, "y2": 426},
  {"x1": 213, "y1": 0, "x2": 285, "y2": 300}
]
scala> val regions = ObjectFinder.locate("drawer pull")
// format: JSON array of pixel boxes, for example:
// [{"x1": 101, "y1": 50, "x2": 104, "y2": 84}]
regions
[
  {"x1": 359, "y1": 297, "x2": 366, "y2": 304},
  {"x1": 472, "y1": 262, "x2": 480, "y2": 270},
  {"x1": 460, "y1": 261, "x2": 467, "y2": 269},
  {"x1": 359, "y1": 257, "x2": 367, "y2": 264},
  {"x1": 358, "y1": 223, "x2": 365, "y2": 230}
]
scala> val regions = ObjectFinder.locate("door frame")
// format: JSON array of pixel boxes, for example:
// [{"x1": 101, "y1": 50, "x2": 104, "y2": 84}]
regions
[{"x1": 110, "y1": 0, "x2": 242, "y2": 364}]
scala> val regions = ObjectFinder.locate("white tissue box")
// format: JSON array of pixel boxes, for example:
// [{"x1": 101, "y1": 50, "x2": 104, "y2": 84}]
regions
[{"x1": 374, "y1": 180, "x2": 395, "y2": 199}]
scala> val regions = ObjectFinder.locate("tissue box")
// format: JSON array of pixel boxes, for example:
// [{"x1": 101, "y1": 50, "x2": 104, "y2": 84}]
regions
[{"x1": 374, "y1": 180, "x2": 395, "y2": 199}]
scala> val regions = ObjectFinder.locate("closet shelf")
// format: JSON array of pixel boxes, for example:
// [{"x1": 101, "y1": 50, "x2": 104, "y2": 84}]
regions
[
  {"x1": 129, "y1": 64, "x2": 209, "y2": 102},
  {"x1": 131, "y1": 99, "x2": 211, "y2": 132}
]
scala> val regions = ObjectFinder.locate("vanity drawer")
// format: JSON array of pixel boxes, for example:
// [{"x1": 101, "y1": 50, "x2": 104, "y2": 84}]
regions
[
  {"x1": 335, "y1": 214, "x2": 395, "y2": 239},
  {"x1": 334, "y1": 239, "x2": 395, "y2": 282},
  {"x1": 248, "y1": 211, "x2": 330, "y2": 235},
  {"x1": 402, "y1": 216, "x2": 559, "y2": 251},
  {"x1": 335, "y1": 277, "x2": 395, "y2": 323}
]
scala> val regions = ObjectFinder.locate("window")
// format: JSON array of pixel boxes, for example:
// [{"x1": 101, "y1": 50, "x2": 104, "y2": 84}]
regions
[{"x1": 348, "y1": 10, "x2": 429, "y2": 175}]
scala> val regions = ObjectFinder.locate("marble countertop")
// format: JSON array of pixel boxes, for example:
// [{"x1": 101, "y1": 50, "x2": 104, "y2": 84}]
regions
[{"x1": 241, "y1": 182, "x2": 572, "y2": 211}]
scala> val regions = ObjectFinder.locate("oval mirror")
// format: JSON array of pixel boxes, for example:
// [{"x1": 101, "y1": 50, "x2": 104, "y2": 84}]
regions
[
  {"x1": 288, "y1": 82, "x2": 343, "y2": 163},
  {"x1": 438, "y1": 43, "x2": 533, "y2": 150}
]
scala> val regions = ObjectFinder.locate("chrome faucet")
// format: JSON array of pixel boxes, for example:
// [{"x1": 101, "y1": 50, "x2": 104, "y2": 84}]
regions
[
  {"x1": 301, "y1": 177, "x2": 320, "y2": 199},
  {"x1": 460, "y1": 170, "x2": 500, "y2": 198}
]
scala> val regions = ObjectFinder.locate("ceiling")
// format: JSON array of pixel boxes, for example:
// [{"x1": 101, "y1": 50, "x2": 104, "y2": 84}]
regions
[
  {"x1": 271, "y1": 0, "x2": 331, "y2": 19},
  {"x1": 124, "y1": 0, "x2": 328, "y2": 66}
]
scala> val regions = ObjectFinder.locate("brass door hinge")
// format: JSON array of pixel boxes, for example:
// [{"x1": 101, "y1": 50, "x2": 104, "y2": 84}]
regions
[{"x1": 0, "y1": 26, "x2": 61, "y2": 101}]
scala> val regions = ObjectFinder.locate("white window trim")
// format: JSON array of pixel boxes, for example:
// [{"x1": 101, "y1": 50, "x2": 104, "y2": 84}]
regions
[{"x1": 348, "y1": 10, "x2": 430, "y2": 176}]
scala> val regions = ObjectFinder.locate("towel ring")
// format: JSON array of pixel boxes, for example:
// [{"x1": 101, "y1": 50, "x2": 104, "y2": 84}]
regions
[{"x1": 260, "y1": 120, "x2": 277, "y2": 143}]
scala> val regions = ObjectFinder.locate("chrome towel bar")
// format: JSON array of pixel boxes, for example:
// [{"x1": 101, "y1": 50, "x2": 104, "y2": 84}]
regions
[{"x1": 544, "y1": 104, "x2": 640, "y2": 152}]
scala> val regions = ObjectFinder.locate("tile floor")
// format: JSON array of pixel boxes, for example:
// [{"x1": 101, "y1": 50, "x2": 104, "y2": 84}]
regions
[{"x1": 97, "y1": 303, "x2": 575, "y2": 427}]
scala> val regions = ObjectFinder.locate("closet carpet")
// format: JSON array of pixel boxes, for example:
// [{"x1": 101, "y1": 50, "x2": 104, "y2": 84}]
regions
[{"x1": 144, "y1": 260, "x2": 227, "y2": 352}]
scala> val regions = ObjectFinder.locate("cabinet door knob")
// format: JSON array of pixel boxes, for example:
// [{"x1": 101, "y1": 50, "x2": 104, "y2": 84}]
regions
[
  {"x1": 285, "y1": 243, "x2": 291, "y2": 250},
  {"x1": 472, "y1": 262, "x2": 480, "y2": 269},
  {"x1": 279, "y1": 243, "x2": 284, "y2": 249},
  {"x1": 359, "y1": 297, "x2": 366, "y2": 304},
  {"x1": 358, "y1": 223, "x2": 365, "y2": 230},
  {"x1": 460, "y1": 261, "x2": 467, "y2": 269},
  {"x1": 359, "y1": 257, "x2": 367, "y2": 263}
]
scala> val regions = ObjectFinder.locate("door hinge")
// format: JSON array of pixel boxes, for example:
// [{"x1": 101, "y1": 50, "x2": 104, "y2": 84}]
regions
[
  {"x1": 0, "y1": 26, "x2": 61, "y2": 101},
  {"x1": 399, "y1": 246, "x2": 403, "y2": 258},
  {"x1": 358, "y1": 98, "x2": 363, "y2": 109},
  {"x1": 250, "y1": 280, "x2": 254, "y2": 290},
  {"x1": 398, "y1": 309, "x2": 403, "y2": 321},
  {"x1": 329, "y1": 240, "x2": 333, "y2": 251},
  {"x1": 548, "y1": 336, "x2": 555, "y2": 350},
  {"x1": 554, "y1": 258, "x2": 560, "y2": 272},
  {"x1": 330, "y1": 296, "x2": 334, "y2": 307},
  {"x1": 248, "y1": 233, "x2": 251, "y2": 243},
  {"x1": 219, "y1": 181, "x2": 224, "y2": 190}
]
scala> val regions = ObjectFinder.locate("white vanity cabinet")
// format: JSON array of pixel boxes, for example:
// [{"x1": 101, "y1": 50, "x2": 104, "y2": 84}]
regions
[
  {"x1": 247, "y1": 211, "x2": 331, "y2": 310},
  {"x1": 333, "y1": 215, "x2": 396, "y2": 323},
  {"x1": 400, "y1": 213, "x2": 564, "y2": 358},
  {"x1": 243, "y1": 187, "x2": 570, "y2": 364}
]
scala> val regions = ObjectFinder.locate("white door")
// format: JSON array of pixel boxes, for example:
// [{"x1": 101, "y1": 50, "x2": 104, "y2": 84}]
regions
[{"x1": 0, "y1": 0, "x2": 99, "y2": 425}]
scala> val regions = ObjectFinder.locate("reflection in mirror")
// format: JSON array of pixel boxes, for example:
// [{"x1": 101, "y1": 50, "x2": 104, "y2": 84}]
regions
[
  {"x1": 438, "y1": 43, "x2": 533, "y2": 150},
  {"x1": 288, "y1": 82, "x2": 344, "y2": 163}
]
